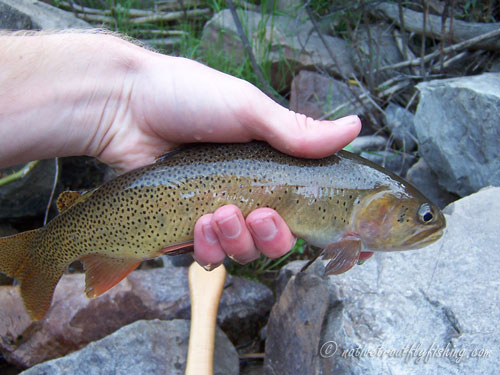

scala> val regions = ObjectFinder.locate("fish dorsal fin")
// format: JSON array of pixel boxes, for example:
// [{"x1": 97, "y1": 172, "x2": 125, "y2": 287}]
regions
[
  {"x1": 80, "y1": 254, "x2": 141, "y2": 298},
  {"x1": 56, "y1": 190, "x2": 93, "y2": 212},
  {"x1": 323, "y1": 237, "x2": 362, "y2": 275},
  {"x1": 155, "y1": 146, "x2": 185, "y2": 163}
]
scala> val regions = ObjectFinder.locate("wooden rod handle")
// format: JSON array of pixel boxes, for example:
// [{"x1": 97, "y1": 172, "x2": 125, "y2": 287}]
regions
[{"x1": 185, "y1": 262, "x2": 227, "y2": 375}]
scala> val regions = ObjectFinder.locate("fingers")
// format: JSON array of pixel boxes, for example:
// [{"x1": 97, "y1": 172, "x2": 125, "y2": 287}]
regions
[
  {"x1": 193, "y1": 205, "x2": 296, "y2": 269},
  {"x1": 246, "y1": 208, "x2": 296, "y2": 258}
]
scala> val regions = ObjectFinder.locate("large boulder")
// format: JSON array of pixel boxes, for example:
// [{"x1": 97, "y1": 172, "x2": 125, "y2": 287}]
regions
[
  {"x1": 406, "y1": 158, "x2": 457, "y2": 209},
  {"x1": 265, "y1": 187, "x2": 500, "y2": 375},
  {"x1": 20, "y1": 319, "x2": 239, "y2": 375},
  {"x1": 0, "y1": 0, "x2": 91, "y2": 30},
  {"x1": 0, "y1": 265, "x2": 272, "y2": 368},
  {"x1": 201, "y1": 9, "x2": 355, "y2": 89},
  {"x1": 414, "y1": 73, "x2": 500, "y2": 196}
]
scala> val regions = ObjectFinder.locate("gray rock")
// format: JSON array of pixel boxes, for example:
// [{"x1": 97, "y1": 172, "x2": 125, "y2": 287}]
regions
[
  {"x1": 201, "y1": 9, "x2": 355, "y2": 89},
  {"x1": 414, "y1": 73, "x2": 500, "y2": 196},
  {"x1": 0, "y1": 0, "x2": 91, "y2": 29},
  {"x1": 406, "y1": 158, "x2": 457, "y2": 209},
  {"x1": 0, "y1": 2, "x2": 34, "y2": 29},
  {"x1": 265, "y1": 187, "x2": 500, "y2": 375},
  {"x1": 264, "y1": 271, "x2": 330, "y2": 375},
  {"x1": 360, "y1": 150, "x2": 416, "y2": 177},
  {"x1": 491, "y1": 58, "x2": 500, "y2": 73},
  {"x1": 290, "y1": 70, "x2": 370, "y2": 119},
  {"x1": 20, "y1": 319, "x2": 239, "y2": 375},
  {"x1": 0, "y1": 159, "x2": 57, "y2": 219},
  {"x1": 348, "y1": 135, "x2": 389, "y2": 153},
  {"x1": 383, "y1": 103, "x2": 417, "y2": 151}
]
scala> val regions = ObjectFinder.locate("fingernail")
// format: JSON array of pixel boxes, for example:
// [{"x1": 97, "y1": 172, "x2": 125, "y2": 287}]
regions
[
  {"x1": 202, "y1": 224, "x2": 218, "y2": 244},
  {"x1": 203, "y1": 263, "x2": 219, "y2": 271},
  {"x1": 334, "y1": 115, "x2": 359, "y2": 126},
  {"x1": 249, "y1": 216, "x2": 278, "y2": 241},
  {"x1": 216, "y1": 214, "x2": 241, "y2": 239}
]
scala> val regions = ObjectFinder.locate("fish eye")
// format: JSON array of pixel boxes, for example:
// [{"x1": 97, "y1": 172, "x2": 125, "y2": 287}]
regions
[{"x1": 417, "y1": 203, "x2": 434, "y2": 224}]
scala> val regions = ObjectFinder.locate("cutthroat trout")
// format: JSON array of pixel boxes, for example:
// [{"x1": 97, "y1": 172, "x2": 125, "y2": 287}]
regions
[{"x1": 0, "y1": 142, "x2": 445, "y2": 320}]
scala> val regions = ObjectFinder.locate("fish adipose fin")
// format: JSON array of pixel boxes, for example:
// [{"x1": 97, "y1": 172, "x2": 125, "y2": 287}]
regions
[
  {"x1": 323, "y1": 237, "x2": 362, "y2": 275},
  {"x1": 0, "y1": 229, "x2": 63, "y2": 320},
  {"x1": 80, "y1": 254, "x2": 141, "y2": 298}
]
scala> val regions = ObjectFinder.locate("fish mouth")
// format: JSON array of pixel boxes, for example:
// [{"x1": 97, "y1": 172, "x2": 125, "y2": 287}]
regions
[{"x1": 402, "y1": 228, "x2": 445, "y2": 250}]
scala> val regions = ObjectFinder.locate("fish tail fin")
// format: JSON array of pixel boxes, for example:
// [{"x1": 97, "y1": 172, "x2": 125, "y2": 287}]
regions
[{"x1": 0, "y1": 230, "x2": 63, "y2": 320}]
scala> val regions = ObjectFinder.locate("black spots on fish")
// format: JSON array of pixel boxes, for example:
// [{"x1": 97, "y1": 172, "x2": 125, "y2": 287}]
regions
[{"x1": 397, "y1": 206, "x2": 409, "y2": 223}]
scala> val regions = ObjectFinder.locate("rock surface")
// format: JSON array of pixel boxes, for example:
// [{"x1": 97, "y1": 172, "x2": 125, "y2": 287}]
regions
[
  {"x1": 348, "y1": 135, "x2": 388, "y2": 152},
  {"x1": 353, "y1": 24, "x2": 407, "y2": 85},
  {"x1": 0, "y1": 265, "x2": 272, "y2": 367},
  {"x1": 0, "y1": 160, "x2": 57, "y2": 219},
  {"x1": 20, "y1": 319, "x2": 239, "y2": 375},
  {"x1": 406, "y1": 158, "x2": 457, "y2": 209},
  {"x1": 383, "y1": 103, "x2": 417, "y2": 151},
  {"x1": 265, "y1": 187, "x2": 500, "y2": 375},
  {"x1": 0, "y1": 0, "x2": 91, "y2": 29},
  {"x1": 290, "y1": 70, "x2": 368, "y2": 119},
  {"x1": 414, "y1": 73, "x2": 500, "y2": 196},
  {"x1": 360, "y1": 150, "x2": 416, "y2": 177},
  {"x1": 201, "y1": 9, "x2": 355, "y2": 89}
]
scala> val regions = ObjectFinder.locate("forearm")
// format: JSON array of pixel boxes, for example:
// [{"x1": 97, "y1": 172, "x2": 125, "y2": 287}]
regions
[{"x1": 0, "y1": 31, "x2": 143, "y2": 168}]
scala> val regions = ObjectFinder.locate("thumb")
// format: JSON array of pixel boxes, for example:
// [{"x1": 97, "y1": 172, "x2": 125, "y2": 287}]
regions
[{"x1": 247, "y1": 94, "x2": 361, "y2": 158}]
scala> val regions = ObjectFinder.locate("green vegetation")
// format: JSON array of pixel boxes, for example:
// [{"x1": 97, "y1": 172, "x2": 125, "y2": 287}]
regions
[{"x1": 225, "y1": 238, "x2": 314, "y2": 284}]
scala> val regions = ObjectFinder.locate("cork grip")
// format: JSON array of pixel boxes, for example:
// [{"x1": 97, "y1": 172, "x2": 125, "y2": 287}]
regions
[{"x1": 185, "y1": 262, "x2": 227, "y2": 375}]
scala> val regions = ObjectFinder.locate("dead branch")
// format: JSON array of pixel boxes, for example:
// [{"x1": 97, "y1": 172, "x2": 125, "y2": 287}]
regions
[
  {"x1": 44, "y1": 158, "x2": 59, "y2": 226},
  {"x1": 369, "y1": 2, "x2": 500, "y2": 51},
  {"x1": 376, "y1": 27, "x2": 500, "y2": 72},
  {"x1": 156, "y1": 0, "x2": 206, "y2": 11},
  {"x1": 130, "y1": 8, "x2": 211, "y2": 24},
  {"x1": 75, "y1": 13, "x2": 114, "y2": 23},
  {"x1": 140, "y1": 37, "x2": 183, "y2": 47}
]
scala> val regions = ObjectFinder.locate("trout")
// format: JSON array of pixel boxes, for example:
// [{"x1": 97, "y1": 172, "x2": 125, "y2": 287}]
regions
[{"x1": 0, "y1": 142, "x2": 445, "y2": 320}]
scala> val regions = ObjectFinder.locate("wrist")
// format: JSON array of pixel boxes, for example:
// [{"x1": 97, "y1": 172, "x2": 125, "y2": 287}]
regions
[{"x1": 0, "y1": 32, "x2": 144, "y2": 168}]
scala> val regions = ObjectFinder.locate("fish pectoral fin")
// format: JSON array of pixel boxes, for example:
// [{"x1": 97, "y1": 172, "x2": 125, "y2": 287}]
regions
[
  {"x1": 161, "y1": 241, "x2": 195, "y2": 256},
  {"x1": 80, "y1": 254, "x2": 142, "y2": 298},
  {"x1": 323, "y1": 237, "x2": 362, "y2": 275}
]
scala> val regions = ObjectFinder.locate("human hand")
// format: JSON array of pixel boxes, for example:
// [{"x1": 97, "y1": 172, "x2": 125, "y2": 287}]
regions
[
  {"x1": 91, "y1": 48, "x2": 360, "y2": 267},
  {"x1": 0, "y1": 33, "x2": 361, "y2": 268}
]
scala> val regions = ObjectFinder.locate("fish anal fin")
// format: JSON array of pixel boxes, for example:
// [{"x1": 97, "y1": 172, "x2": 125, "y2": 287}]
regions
[
  {"x1": 161, "y1": 241, "x2": 194, "y2": 256},
  {"x1": 56, "y1": 191, "x2": 87, "y2": 212},
  {"x1": 80, "y1": 254, "x2": 141, "y2": 298},
  {"x1": 323, "y1": 237, "x2": 362, "y2": 275}
]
